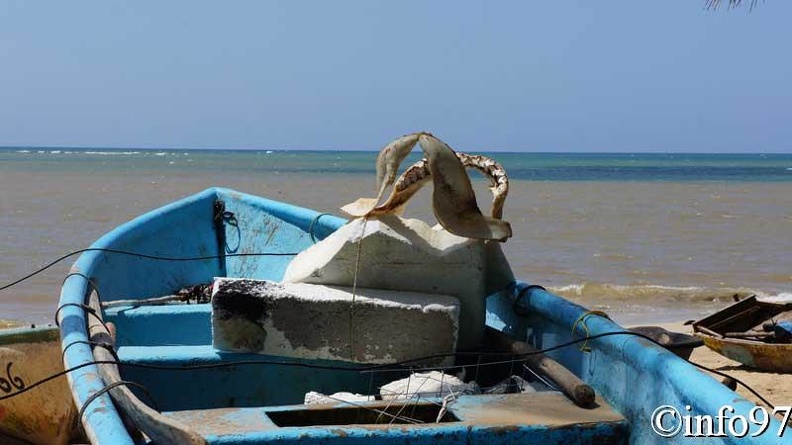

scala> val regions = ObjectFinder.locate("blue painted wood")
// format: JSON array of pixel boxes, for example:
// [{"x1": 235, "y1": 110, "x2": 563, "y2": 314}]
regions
[
  {"x1": 117, "y1": 345, "x2": 383, "y2": 411},
  {"x1": 59, "y1": 188, "x2": 346, "y2": 444},
  {"x1": 59, "y1": 188, "x2": 788, "y2": 444},
  {"x1": 106, "y1": 305, "x2": 212, "y2": 347},
  {"x1": 501, "y1": 283, "x2": 789, "y2": 445}
]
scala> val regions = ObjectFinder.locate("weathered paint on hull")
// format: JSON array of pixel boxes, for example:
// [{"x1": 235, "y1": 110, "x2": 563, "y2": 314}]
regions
[
  {"x1": 693, "y1": 296, "x2": 792, "y2": 372},
  {"x1": 698, "y1": 335, "x2": 792, "y2": 373},
  {"x1": 58, "y1": 188, "x2": 792, "y2": 444},
  {"x1": 0, "y1": 325, "x2": 77, "y2": 445}
]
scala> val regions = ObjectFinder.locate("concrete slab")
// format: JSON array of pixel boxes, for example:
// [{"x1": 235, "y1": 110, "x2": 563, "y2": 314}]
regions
[{"x1": 211, "y1": 278, "x2": 459, "y2": 364}]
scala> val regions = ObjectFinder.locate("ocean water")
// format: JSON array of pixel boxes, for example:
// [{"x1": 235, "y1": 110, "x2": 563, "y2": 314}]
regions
[{"x1": 1, "y1": 148, "x2": 790, "y2": 325}]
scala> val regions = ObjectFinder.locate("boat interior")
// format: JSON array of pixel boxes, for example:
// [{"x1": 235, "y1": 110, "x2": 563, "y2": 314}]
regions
[{"x1": 59, "y1": 188, "x2": 774, "y2": 444}]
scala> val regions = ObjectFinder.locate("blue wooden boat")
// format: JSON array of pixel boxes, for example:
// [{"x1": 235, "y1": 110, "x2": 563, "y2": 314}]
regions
[{"x1": 58, "y1": 187, "x2": 789, "y2": 444}]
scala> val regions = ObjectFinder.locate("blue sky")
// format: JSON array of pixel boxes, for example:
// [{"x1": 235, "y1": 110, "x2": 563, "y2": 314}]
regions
[{"x1": 1, "y1": 1, "x2": 789, "y2": 152}]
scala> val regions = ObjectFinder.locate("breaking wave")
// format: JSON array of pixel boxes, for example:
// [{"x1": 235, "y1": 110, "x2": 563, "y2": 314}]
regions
[
  {"x1": 548, "y1": 283, "x2": 787, "y2": 304},
  {"x1": 84, "y1": 151, "x2": 142, "y2": 155}
]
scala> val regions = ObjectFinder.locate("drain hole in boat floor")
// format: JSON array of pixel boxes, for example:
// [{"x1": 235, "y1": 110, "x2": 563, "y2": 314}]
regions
[{"x1": 266, "y1": 403, "x2": 459, "y2": 427}]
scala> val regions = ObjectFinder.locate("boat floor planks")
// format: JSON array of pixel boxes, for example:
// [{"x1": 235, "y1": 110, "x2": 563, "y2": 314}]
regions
[{"x1": 164, "y1": 392, "x2": 627, "y2": 444}]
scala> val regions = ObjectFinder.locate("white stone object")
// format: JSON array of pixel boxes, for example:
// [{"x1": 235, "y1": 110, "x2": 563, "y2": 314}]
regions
[
  {"x1": 211, "y1": 278, "x2": 459, "y2": 364},
  {"x1": 283, "y1": 215, "x2": 513, "y2": 348}
]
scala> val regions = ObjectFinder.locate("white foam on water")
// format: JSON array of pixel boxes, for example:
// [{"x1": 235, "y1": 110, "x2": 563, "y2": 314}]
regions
[
  {"x1": 84, "y1": 151, "x2": 141, "y2": 156},
  {"x1": 552, "y1": 284, "x2": 585, "y2": 295},
  {"x1": 549, "y1": 282, "x2": 765, "y2": 305},
  {"x1": 756, "y1": 292, "x2": 792, "y2": 304}
]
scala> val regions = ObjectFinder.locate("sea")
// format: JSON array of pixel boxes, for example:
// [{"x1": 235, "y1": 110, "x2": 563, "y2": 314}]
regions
[{"x1": 1, "y1": 147, "x2": 790, "y2": 327}]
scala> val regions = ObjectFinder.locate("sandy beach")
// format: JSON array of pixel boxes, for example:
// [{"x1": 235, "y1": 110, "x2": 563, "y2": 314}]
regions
[{"x1": 658, "y1": 322, "x2": 792, "y2": 408}]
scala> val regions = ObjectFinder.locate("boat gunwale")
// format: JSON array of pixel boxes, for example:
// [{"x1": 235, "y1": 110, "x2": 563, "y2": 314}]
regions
[
  {"x1": 57, "y1": 187, "x2": 346, "y2": 445},
  {"x1": 59, "y1": 188, "x2": 223, "y2": 444}
]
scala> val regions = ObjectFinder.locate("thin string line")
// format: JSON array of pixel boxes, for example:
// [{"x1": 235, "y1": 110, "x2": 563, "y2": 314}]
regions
[{"x1": 349, "y1": 217, "x2": 368, "y2": 361}]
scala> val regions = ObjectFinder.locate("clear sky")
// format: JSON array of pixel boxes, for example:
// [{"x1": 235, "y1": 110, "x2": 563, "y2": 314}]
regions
[{"x1": 1, "y1": 1, "x2": 789, "y2": 152}]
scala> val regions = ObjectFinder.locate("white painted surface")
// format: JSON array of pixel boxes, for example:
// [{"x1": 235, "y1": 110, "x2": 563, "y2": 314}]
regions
[{"x1": 283, "y1": 215, "x2": 513, "y2": 348}]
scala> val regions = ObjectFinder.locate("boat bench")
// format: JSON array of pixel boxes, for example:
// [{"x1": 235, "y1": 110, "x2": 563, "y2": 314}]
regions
[
  {"x1": 109, "y1": 303, "x2": 455, "y2": 412},
  {"x1": 106, "y1": 304, "x2": 214, "y2": 347},
  {"x1": 116, "y1": 343, "x2": 380, "y2": 411}
]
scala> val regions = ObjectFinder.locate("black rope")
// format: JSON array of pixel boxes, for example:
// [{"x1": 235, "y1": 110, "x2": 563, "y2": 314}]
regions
[
  {"x1": 62, "y1": 340, "x2": 101, "y2": 361},
  {"x1": 0, "y1": 330, "x2": 772, "y2": 413},
  {"x1": 51, "y1": 292, "x2": 786, "y2": 412},
  {"x1": 62, "y1": 340, "x2": 120, "y2": 363},
  {"x1": 0, "y1": 264, "x2": 775, "y2": 418},
  {"x1": 308, "y1": 213, "x2": 332, "y2": 243},
  {"x1": 512, "y1": 284, "x2": 546, "y2": 316},
  {"x1": 1, "y1": 248, "x2": 299, "y2": 292},
  {"x1": 213, "y1": 199, "x2": 237, "y2": 270},
  {"x1": 61, "y1": 271, "x2": 96, "y2": 287},
  {"x1": 78, "y1": 380, "x2": 161, "y2": 422},
  {"x1": 0, "y1": 360, "x2": 117, "y2": 401},
  {"x1": 54, "y1": 303, "x2": 98, "y2": 328}
]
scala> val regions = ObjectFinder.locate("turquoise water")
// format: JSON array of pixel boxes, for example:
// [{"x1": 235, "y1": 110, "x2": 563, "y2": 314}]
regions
[
  {"x1": 2, "y1": 148, "x2": 791, "y2": 182},
  {"x1": 1, "y1": 147, "x2": 790, "y2": 324}
]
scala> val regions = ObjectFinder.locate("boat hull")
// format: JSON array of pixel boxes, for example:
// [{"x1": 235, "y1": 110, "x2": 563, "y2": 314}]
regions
[
  {"x1": 58, "y1": 188, "x2": 790, "y2": 444},
  {"x1": 0, "y1": 325, "x2": 77, "y2": 445},
  {"x1": 693, "y1": 296, "x2": 792, "y2": 372},
  {"x1": 699, "y1": 336, "x2": 792, "y2": 372}
]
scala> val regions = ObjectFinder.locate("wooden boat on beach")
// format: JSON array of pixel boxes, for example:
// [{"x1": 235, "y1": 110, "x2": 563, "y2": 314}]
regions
[
  {"x1": 54, "y1": 186, "x2": 789, "y2": 444},
  {"x1": 0, "y1": 324, "x2": 78, "y2": 445},
  {"x1": 693, "y1": 295, "x2": 792, "y2": 373}
]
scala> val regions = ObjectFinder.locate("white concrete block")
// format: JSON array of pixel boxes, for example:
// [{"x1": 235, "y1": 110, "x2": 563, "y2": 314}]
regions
[
  {"x1": 211, "y1": 278, "x2": 459, "y2": 365},
  {"x1": 283, "y1": 215, "x2": 513, "y2": 349}
]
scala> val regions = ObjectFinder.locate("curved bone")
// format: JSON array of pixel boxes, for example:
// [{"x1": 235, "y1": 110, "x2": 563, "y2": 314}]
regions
[
  {"x1": 341, "y1": 133, "x2": 512, "y2": 241},
  {"x1": 367, "y1": 152, "x2": 509, "y2": 220},
  {"x1": 343, "y1": 133, "x2": 421, "y2": 217},
  {"x1": 374, "y1": 134, "x2": 421, "y2": 201},
  {"x1": 417, "y1": 134, "x2": 511, "y2": 241}
]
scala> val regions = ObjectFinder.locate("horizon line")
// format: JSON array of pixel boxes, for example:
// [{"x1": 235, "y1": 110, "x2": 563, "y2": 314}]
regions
[{"x1": 1, "y1": 145, "x2": 789, "y2": 155}]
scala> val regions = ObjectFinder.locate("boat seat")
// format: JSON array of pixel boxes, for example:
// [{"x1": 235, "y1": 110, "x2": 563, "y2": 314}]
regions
[
  {"x1": 106, "y1": 304, "x2": 213, "y2": 347},
  {"x1": 162, "y1": 392, "x2": 628, "y2": 444},
  {"x1": 116, "y1": 344, "x2": 395, "y2": 411}
]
